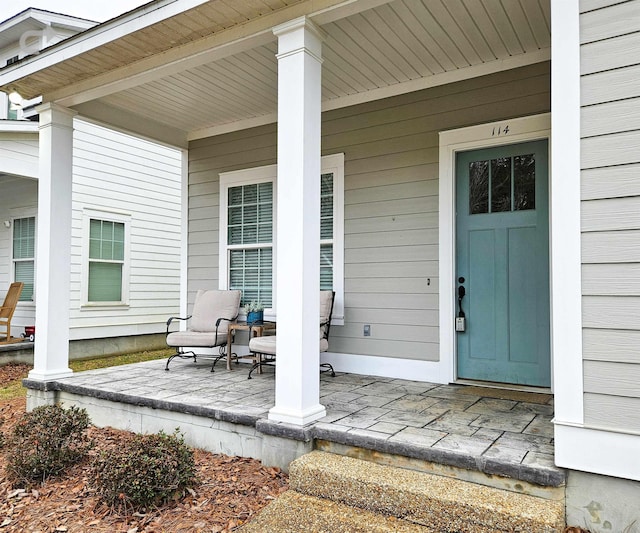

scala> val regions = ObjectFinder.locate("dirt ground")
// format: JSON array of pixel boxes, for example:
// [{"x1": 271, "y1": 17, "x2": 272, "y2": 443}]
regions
[{"x1": 0, "y1": 364, "x2": 287, "y2": 532}]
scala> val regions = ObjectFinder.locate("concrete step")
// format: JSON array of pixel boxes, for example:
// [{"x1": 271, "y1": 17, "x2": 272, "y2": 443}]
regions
[
  {"x1": 286, "y1": 451, "x2": 565, "y2": 532},
  {"x1": 239, "y1": 490, "x2": 436, "y2": 532}
]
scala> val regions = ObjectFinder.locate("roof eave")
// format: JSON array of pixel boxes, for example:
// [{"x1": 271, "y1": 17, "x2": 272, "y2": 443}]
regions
[{"x1": 0, "y1": 0, "x2": 208, "y2": 98}]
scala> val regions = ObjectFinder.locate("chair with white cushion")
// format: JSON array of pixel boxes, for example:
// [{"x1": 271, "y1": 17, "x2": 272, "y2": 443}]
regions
[
  {"x1": 165, "y1": 289, "x2": 241, "y2": 371},
  {"x1": 247, "y1": 290, "x2": 335, "y2": 379}
]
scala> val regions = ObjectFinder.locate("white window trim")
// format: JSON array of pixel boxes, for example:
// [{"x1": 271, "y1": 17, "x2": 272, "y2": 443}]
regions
[
  {"x1": 438, "y1": 113, "x2": 551, "y2": 385},
  {"x1": 81, "y1": 208, "x2": 131, "y2": 308},
  {"x1": 219, "y1": 153, "x2": 344, "y2": 324},
  {"x1": 9, "y1": 209, "x2": 37, "y2": 307},
  {"x1": 219, "y1": 164, "x2": 278, "y2": 316}
]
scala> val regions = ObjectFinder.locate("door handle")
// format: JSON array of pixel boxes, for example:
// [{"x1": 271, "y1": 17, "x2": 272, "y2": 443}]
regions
[
  {"x1": 457, "y1": 285, "x2": 466, "y2": 300},
  {"x1": 457, "y1": 277, "x2": 466, "y2": 318},
  {"x1": 456, "y1": 277, "x2": 466, "y2": 332}
]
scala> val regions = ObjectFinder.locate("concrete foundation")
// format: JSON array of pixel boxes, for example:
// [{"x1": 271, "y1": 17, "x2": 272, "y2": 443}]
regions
[
  {"x1": 0, "y1": 333, "x2": 167, "y2": 366},
  {"x1": 26, "y1": 388, "x2": 58, "y2": 410},
  {"x1": 28, "y1": 389, "x2": 307, "y2": 472},
  {"x1": 69, "y1": 333, "x2": 167, "y2": 359},
  {"x1": 566, "y1": 470, "x2": 640, "y2": 532},
  {"x1": 262, "y1": 434, "x2": 314, "y2": 473}
]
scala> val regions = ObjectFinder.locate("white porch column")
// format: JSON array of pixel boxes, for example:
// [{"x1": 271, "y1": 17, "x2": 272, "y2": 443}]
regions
[
  {"x1": 28, "y1": 103, "x2": 76, "y2": 381},
  {"x1": 269, "y1": 17, "x2": 325, "y2": 425}
]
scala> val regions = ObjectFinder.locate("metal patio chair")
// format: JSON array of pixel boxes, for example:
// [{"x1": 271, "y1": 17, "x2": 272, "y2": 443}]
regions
[
  {"x1": 247, "y1": 290, "x2": 336, "y2": 379},
  {"x1": 165, "y1": 289, "x2": 241, "y2": 371}
]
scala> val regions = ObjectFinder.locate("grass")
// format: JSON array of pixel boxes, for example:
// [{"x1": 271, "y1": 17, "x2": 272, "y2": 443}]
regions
[
  {"x1": 70, "y1": 348, "x2": 172, "y2": 372},
  {"x1": 0, "y1": 348, "x2": 172, "y2": 400},
  {"x1": 0, "y1": 379, "x2": 28, "y2": 401}
]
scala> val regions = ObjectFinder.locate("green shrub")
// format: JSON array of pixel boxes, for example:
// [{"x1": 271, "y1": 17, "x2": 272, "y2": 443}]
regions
[
  {"x1": 6, "y1": 405, "x2": 92, "y2": 485},
  {"x1": 92, "y1": 429, "x2": 196, "y2": 513}
]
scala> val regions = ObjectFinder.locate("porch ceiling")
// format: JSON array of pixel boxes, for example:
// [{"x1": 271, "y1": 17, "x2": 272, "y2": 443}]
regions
[{"x1": 1, "y1": 0, "x2": 550, "y2": 144}]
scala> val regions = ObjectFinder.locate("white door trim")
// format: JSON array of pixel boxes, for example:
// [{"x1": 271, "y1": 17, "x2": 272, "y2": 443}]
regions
[{"x1": 437, "y1": 113, "x2": 552, "y2": 386}]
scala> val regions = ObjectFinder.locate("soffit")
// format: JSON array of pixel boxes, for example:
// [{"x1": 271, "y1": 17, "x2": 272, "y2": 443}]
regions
[
  {"x1": 99, "y1": 0, "x2": 551, "y2": 135},
  {"x1": 1, "y1": 0, "x2": 305, "y2": 99}
]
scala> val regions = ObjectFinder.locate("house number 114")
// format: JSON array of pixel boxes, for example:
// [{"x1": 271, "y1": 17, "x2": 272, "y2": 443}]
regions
[{"x1": 491, "y1": 124, "x2": 510, "y2": 136}]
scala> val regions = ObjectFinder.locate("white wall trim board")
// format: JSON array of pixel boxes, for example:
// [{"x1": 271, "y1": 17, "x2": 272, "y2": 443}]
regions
[
  {"x1": 321, "y1": 352, "x2": 444, "y2": 383},
  {"x1": 438, "y1": 113, "x2": 552, "y2": 387},
  {"x1": 550, "y1": 0, "x2": 584, "y2": 425},
  {"x1": 555, "y1": 423, "x2": 640, "y2": 481},
  {"x1": 0, "y1": 122, "x2": 39, "y2": 133}
]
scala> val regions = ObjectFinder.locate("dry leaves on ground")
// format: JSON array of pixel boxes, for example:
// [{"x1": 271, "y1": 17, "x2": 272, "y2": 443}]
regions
[{"x1": 0, "y1": 364, "x2": 288, "y2": 532}]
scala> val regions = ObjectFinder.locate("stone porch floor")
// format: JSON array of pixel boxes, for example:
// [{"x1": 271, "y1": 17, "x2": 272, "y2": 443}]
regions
[{"x1": 24, "y1": 357, "x2": 563, "y2": 490}]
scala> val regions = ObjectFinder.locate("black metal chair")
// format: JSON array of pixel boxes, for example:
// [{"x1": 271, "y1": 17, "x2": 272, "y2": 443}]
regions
[
  {"x1": 165, "y1": 289, "x2": 241, "y2": 371},
  {"x1": 247, "y1": 290, "x2": 336, "y2": 378}
]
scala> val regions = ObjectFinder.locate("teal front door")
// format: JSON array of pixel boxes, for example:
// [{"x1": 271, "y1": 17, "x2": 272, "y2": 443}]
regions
[{"x1": 455, "y1": 140, "x2": 550, "y2": 387}]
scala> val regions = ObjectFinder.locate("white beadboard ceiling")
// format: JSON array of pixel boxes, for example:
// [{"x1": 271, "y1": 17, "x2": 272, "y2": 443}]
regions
[{"x1": 5, "y1": 0, "x2": 551, "y2": 142}]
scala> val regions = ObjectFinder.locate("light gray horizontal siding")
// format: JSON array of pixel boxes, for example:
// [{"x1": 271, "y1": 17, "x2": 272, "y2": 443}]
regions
[
  {"x1": 582, "y1": 64, "x2": 640, "y2": 106},
  {"x1": 582, "y1": 263, "x2": 640, "y2": 295},
  {"x1": 582, "y1": 164, "x2": 640, "y2": 200},
  {"x1": 580, "y1": 1, "x2": 640, "y2": 431},
  {"x1": 585, "y1": 360, "x2": 640, "y2": 398},
  {"x1": 582, "y1": 231, "x2": 640, "y2": 263},
  {"x1": 582, "y1": 197, "x2": 640, "y2": 232},
  {"x1": 584, "y1": 394, "x2": 640, "y2": 431},
  {"x1": 187, "y1": 123, "x2": 277, "y2": 305},
  {"x1": 582, "y1": 296, "x2": 640, "y2": 330},
  {"x1": 581, "y1": 130, "x2": 640, "y2": 169},
  {"x1": 187, "y1": 62, "x2": 550, "y2": 362},
  {"x1": 583, "y1": 329, "x2": 640, "y2": 364},
  {"x1": 580, "y1": 1, "x2": 640, "y2": 43},
  {"x1": 581, "y1": 96, "x2": 640, "y2": 138},
  {"x1": 581, "y1": 31, "x2": 640, "y2": 75},
  {"x1": 580, "y1": 0, "x2": 629, "y2": 13}
]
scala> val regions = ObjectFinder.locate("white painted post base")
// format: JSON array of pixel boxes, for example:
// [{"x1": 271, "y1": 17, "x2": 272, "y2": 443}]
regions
[{"x1": 269, "y1": 404, "x2": 327, "y2": 426}]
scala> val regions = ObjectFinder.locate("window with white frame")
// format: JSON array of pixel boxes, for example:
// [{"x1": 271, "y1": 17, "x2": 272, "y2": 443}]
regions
[
  {"x1": 84, "y1": 213, "x2": 130, "y2": 304},
  {"x1": 219, "y1": 153, "x2": 344, "y2": 322},
  {"x1": 12, "y1": 217, "x2": 35, "y2": 302}
]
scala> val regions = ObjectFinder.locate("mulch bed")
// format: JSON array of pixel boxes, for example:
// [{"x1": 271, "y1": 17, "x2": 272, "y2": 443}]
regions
[{"x1": 0, "y1": 364, "x2": 288, "y2": 532}]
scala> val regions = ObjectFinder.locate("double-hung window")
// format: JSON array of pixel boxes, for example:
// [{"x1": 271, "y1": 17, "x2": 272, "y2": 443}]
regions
[
  {"x1": 83, "y1": 211, "x2": 130, "y2": 305},
  {"x1": 12, "y1": 217, "x2": 35, "y2": 302},
  {"x1": 219, "y1": 153, "x2": 344, "y2": 323},
  {"x1": 227, "y1": 180, "x2": 274, "y2": 307}
]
